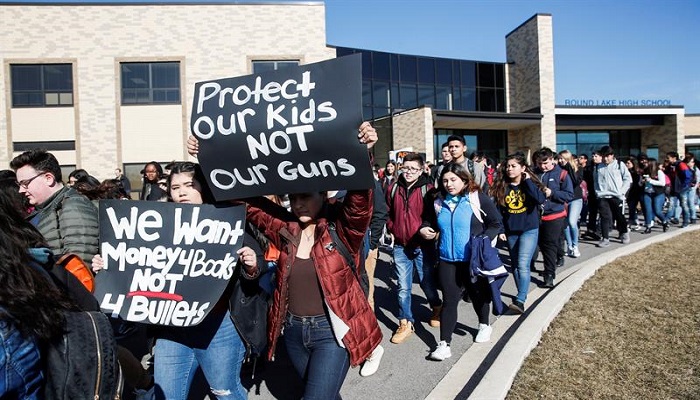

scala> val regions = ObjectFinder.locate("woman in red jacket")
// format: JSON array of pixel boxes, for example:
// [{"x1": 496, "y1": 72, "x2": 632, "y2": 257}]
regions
[{"x1": 244, "y1": 122, "x2": 381, "y2": 399}]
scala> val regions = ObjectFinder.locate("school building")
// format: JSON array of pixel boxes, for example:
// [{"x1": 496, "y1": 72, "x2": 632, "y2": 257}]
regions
[{"x1": 1, "y1": 2, "x2": 697, "y2": 189}]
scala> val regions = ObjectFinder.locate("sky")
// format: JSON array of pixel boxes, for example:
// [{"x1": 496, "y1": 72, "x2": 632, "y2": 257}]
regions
[
  {"x1": 323, "y1": 0, "x2": 700, "y2": 112},
  {"x1": 7, "y1": 0, "x2": 700, "y2": 112}
]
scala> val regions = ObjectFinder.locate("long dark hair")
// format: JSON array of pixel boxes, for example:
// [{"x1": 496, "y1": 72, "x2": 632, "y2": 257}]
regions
[
  {"x1": 166, "y1": 162, "x2": 215, "y2": 204},
  {"x1": 644, "y1": 158, "x2": 660, "y2": 180},
  {"x1": 490, "y1": 153, "x2": 545, "y2": 207},
  {"x1": 0, "y1": 192, "x2": 71, "y2": 341},
  {"x1": 438, "y1": 163, "x2": 480, "y2": 197}
]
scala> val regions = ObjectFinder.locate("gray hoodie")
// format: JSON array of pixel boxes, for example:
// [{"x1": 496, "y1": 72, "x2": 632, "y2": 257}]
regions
[{"x1": 594, "y1": 158, "x2": 632, "y2": 200}]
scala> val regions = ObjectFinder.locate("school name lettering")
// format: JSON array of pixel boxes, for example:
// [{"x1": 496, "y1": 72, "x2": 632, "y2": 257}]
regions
[
  {"x1": 563, "y1": 99, "x2": 672, "y2": 106},
  {"x1": 191, "y1": 70, "x2": 355, "y2": 191}
]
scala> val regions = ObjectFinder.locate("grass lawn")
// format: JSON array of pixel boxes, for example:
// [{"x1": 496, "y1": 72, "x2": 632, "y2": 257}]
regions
[{"x1": 507, "y1": 231, "x2": 700, "y2": 399}]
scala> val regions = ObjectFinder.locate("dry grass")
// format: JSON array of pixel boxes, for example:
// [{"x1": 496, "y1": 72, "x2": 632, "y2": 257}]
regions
[{"x1": 507, "y1": 232, "x2": 700, "y2": 400}]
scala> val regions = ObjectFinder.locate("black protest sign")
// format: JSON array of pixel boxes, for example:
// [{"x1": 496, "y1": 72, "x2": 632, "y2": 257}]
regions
[
  {"x1": 190, "y1": 54, "x2": 373, "y2": 201},
  {"x1": 95, "y1": 200, "x2": 246, "y2": 327}
]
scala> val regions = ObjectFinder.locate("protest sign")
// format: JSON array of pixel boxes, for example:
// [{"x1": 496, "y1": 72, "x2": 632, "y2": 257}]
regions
[
  {"x1": 190, "y1": 54, "x2": 373, "y2": 201},
  {"x1": 94, "y1": 200, "x2": 246, "y2": 327}
]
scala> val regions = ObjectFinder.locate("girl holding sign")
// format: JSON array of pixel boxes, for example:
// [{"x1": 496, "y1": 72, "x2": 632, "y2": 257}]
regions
[
  {"x1": 94, "y1": 162, "x2": 264, "y2": 400},
  {"x1": 187, "y1": 122, "x2": 382, "y2": 399}
]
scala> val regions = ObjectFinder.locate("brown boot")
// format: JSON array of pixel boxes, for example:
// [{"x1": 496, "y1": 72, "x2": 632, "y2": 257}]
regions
[
  {"x1": 390, "y1": 319, "x2": 414, "y2": 344},
  {"x1": 429, "y1": 306, "x2": 442, "y2": 328}
]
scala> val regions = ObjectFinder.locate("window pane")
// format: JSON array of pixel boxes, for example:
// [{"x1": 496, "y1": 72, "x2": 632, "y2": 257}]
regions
[
  {"x1": 252, "y1": 62, "x2": 275, "y2": 74},
  {"x1": 45, "y1": 93, "x2": 59, "y2": 105},
  {"x1": 362, "y1": 80, "x2": 372, "y2": 107},
  {"x1": 151, "y1": 62, "x2": 179, "y2": 89},
  {"x1": 275, "y1": 61, "x2": 298, "y2": 69},
  {"x1": 495, "y1": 88, "x2": 505, "y2": 112},
  {"x1": 373, "y1": 81, "x2": 390, "y2": 108},
  {"x1": 478, "y1": 88, "x2": 496, "y2": 111},
  {"x1": 390, "y1": 54, "x2": 400, "y2": 81},
  {"x1": 399, "y1": 83, "x2": 417, "y2": 109},
  {"x1": 495, "y1": 63, "x2": 505, "y2": 88},
  {"x1": 11, "y1": 65, "x2": 42, "y2": 91},
  {"x1": 417, "y1": 84, "x2": 434, "y2": 107},
  {"x1": 122, "y1": 90, "x2": 137, "y2": 104},
  {"x1": 460, "y1": 61, "x2": 476, "y2": 87},
  {"x1": 362, "y1": 52, "x2": 372, "y2": 78},
  {"x1": 418, "y1": 58, "x2": 435, "y2": 84},
  {"x1": 457, "y1": 87, "x2": 476, "y2": 111},
  {"x1": 59, "y1": 92, "x2": 73, "y2": 105},
  {"x1": 372, "y1": 52, "x2": 390, "y2": 81},
  {"x1": 436, "y1": 86, "x2": 450, "y2": 110},
  {"x1": 391, "y1": 83, "x2": 400, "y2": 109},
  {"x1": 122, "y1": 63, "x2": 149, "y2": 89},
  {"x1": 43, "y1": 64, "x2": 72, "y2": 91},
  {"x1": 399, "y1": 56, "x2": 417, "y2": 83},
  {"x1": 436, "y1": 59, "x2": 452, "y2": 85},
  {"x1": 477, "y1": 63, "x2": 495, "y2": 87}
]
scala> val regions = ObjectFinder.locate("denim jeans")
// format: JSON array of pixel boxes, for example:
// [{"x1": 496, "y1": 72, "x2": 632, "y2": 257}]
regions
[
  {"x1": 643, "y1": 192, "x2": 666, "y2": 227},
  {"x1": 284, "y1": 313, "x2": 350, "y2": 400},
  {"x1": 393, "y1": 244, "x2": 441, "y2": 323},
  {"x1": 690, "y1": 188, "x2": 698, "y2": 220},
  {"x1": 154, "y1": 310, "x2": 247, "y2": 400},
  {"x1": 664, "y1": 195, "x2": 680, "y2": 222},
  {"x1": 564, "y1": 199, "x2": 583, "y2": 249},
  {"x1": 0, "y1": 319, "x2": 42, "y2": 399},
  {"x1": 507, "y1": 228, "x2": 539, "y2": 304},
  {"x1": 680, "y1": 188, "x2": 693, "y2": 225}
]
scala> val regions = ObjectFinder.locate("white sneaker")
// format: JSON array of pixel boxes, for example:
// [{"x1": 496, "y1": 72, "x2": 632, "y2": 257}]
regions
[
  {"x1": 429, "y1": 341, "x2": 452, "y2": 361},
  {"x1": 360, "y1": 345, "x2": 384, "y2": 377},
  {"x1": 571, "y1": 246, "x2": 581, "y2": 258},
  {"x1": 475, "y1": 324, "x2": 492, "y2": 343}
]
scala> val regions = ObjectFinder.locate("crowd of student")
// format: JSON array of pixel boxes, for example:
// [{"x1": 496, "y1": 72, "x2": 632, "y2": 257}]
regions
[{"x1": 2, "y1": 125, "x2": 698, "y2": 399}]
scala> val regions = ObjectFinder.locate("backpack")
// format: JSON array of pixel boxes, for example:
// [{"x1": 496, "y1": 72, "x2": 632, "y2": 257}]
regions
[
  {"x1": 55, "y1": 253, "x2": 94, "y2": 293},
  {"x1": 389, "y1": 182, "x2": 429, "y2": 204},
  {"x1": 328, "y1": 222, "x2": 369, "y2": 297},
  {"x1": 43, "y1": 310, "x2": 123, "y2": 400}
]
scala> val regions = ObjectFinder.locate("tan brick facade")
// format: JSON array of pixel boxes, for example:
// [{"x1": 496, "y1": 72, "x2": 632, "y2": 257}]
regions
[
  {"x1": 392, "y1": 107, "x2": 434, "y2": 162},
  {"x1": 1, "y1": 3, "x2": 333, "y2": 179}
]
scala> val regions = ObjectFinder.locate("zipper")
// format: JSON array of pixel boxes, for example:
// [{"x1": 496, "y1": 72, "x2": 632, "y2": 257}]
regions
[
  {"x1": 114, "y1": 364, "x2": 123, "y2": 400},
  {"x1": 86, "y1": 312, "x2": 102, "y2": 400}
]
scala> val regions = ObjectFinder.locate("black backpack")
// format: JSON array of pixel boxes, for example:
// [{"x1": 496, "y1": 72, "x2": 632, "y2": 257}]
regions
[
  {"x1": 328, "y1": 222, "x2": 369, "y2": 297},
  {"x1": 42, "y1": 256, "x2": 123, "y2": 400},
  {"x1": 43, "y1": 310, "x2": 123, "y2": 400}
]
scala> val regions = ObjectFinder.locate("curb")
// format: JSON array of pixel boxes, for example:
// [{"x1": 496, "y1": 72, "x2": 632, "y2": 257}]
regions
[{"x1": 426, "y1": 224, "x2": 700, "y2": 400}]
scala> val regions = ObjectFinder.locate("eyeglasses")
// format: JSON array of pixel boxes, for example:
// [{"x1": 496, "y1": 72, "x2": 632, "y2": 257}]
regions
[
  {"x1": 401, "y1": 166, "x2": 422, "y2": 173},
  {"x1": 17, "y1": 172, "x2": 45, "y2": 189}
]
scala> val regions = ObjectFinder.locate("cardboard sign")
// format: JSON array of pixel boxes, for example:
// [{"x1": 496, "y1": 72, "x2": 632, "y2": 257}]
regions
[
  {"x1": 94, "y1": 200, "x2": 246, "y2": 327},
  {"x1": 190, "y1": 54, "x2": 373, "y2": 201}
]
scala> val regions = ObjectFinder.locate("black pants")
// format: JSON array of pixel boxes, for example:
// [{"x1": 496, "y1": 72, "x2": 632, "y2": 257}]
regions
[
  {"x1": 539, "y1": 217, "x2": 566, "y2": 279},
  {"x1": 586, "y1": 195, "x2": 599, "y2": 232},
  {"x1": 598, "y1": 197, "x2": 628, "y2": 239},
  {"x1": 438, "y1": 260, "x2": 490, "y2": 343}
]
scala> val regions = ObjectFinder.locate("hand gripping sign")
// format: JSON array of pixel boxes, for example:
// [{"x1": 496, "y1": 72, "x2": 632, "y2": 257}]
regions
[
  {"x1": 95, "y1": 200, "x2": 246, "y2": 327},
  {"x1": 190, "y1": 54, "x2": 373, "y2": 201}
]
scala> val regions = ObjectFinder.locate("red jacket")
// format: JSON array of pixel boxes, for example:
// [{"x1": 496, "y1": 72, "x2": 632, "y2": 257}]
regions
[
  {"x1": 245, "y1": 190, "x2": 382, "y2": 367},
  {"x1": 386, "y1": 174, "x2": 433, "y2": 247}
]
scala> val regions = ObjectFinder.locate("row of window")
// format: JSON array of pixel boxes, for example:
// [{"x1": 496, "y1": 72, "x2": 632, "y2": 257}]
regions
[{"x1": 9, "y1": 60, "x2": 298, "y2": 108}]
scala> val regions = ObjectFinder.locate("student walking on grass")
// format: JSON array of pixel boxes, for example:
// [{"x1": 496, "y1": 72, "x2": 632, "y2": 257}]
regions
[{"x1": 419, "y1": 163, "x2": 503, "y2": 361}]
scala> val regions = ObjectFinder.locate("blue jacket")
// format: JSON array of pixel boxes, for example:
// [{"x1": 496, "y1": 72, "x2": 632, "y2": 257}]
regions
[
  {"x1": 536, "y1": 164, "x2": 574, "y2": 220},
  {"x1": 0, "y1": 313, "x2": 43, "y2": 399},
  {"x1": 469, "y1": 235, "x2": 509, "y2": 315}
]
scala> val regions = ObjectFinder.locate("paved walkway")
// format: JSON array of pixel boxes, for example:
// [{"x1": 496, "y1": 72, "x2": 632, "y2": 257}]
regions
[{"x1": 194, "y1": 223, "x2": 699, "y2": 400}]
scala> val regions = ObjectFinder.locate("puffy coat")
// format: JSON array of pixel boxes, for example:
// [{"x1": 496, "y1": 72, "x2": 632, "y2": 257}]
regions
[
  {"x1": 386, "y1": 174, "x2": 433, "y2": 248},
  {"x1": 245, "y1": 190, "x2": 382, "y2": 367},
  {"x1": 27, "y1": 186, "x2": 99, "y2": 268}
]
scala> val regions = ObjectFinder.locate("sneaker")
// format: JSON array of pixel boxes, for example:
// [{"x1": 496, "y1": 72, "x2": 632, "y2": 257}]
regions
[
  {"x1": 597, "y1": 238, "x2": 610, "y2": 248},
  {"x1": 360, "y1": 345, "x2": 384, "y2": 377},
  {"x1": 508, "y1": 300, "x2": 525, "y2": 314},
  {"x1": 429, "y1": 340, "x2": 452, "y2": 361},
  {"x1": 429, "y1": 306, "x2": 442, "y2": 328},
  {"x1": 390, "y1": 319, "x2": 414, "y2": 344},
  {"x1": 571, "y1": 246, "x2": 581, "y2": 258},
  {"x1": 542, "y1": 275, "x2": 554, "y2": 288},
  {"x1": 620, "y1": 232, "x2": 630, "y2": 244},
  {"x1": 629, "y1": 224, "x2": 641, "y2": 231},
  {"x1": 474, "y1": 324, "x2": 493, "y2": 343}
]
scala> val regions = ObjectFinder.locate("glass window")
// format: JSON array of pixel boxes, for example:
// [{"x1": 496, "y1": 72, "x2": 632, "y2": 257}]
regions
[
  {"x1": 435, "y1": 86, "x2": 451, "y2": 110},
  {"x1": 391, "y1": 54, "x2": 400, "y2": 81},
  {"x1": 418, "y1": 58, "x2": 435, "y2": 84},
  {"x1": 362, "y1": 80, "x2": 372, "y2": 107},
  {"x1": 477, "y1": 63, "x2": 495, "y2": 88},
  {"x1": 11, "y1": 64, "x2": 73, "y2": 107},
  {"x1": 399, "y1": 83, "x2": 417, "y2": 109},
  {"x1": 495, "y1": 88, "x2": 506, "y2": 112},
  {"x1": 372, "y1": 52, "x2": 390, "y2": 81},
  {"x1": 459, "y1": 61, "x2": 476, "y2": 87},
  {"x1": 251, "y1": 60, "x2": 300, "y2": 74},
  {"x1": 417, "y1": 85, "x2": 434, "y2": 107},
  {"x1": 436, "y1": 59, "x2": 452, "y2": 85},
  {"x1": 361, "y1": 52, "x2": 372, "y2": 79},
  {"x1": 455, "y1": 87, "x2": 476, "y2": 111},
  {"x1": 399, "y1": 56, "x2": 417, "y2": 83},
  {"x1": 478, "y1": 88, "x2": 496, "y2": 111},
  {"x1": 391, "y1": 83, "x2": 400, "y2": 109},
  {"x1": 372, "y1": 81, "x2": 390, "y2": 109},
  {"x1": 494, "y1": 63, "x2": 505, "y2": 88},
  {"x1": 121, "y1": 62, "x2": 180, "y2": 105}
]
